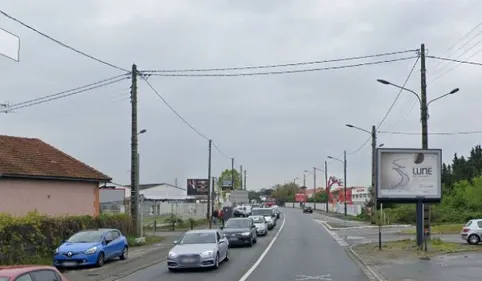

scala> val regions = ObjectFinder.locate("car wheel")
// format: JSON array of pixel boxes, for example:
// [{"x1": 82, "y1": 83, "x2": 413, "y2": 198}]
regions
[
  {"x1": 120, "y1": 246, "x2": 128, "y2": 260},
  {"x1": 468, "y1": 234, "x2": 480, "y2": 244},
  {"x1": 96, "y1": 252, "x2": 105, "y2": 267},
  {"x1": 168, "y1": 267, "x2": 177, "y2": 273}
]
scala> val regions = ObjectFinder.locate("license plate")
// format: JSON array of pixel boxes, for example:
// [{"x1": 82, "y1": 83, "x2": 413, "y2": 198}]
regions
[
  {"x1": 181, "y1": 258, "x2": 196, "y2": 263},
  {"x1": 62, "y1": 261, "x2": 77, "y2": 267},
  {"x1": 229, "y1": 237, "x2": 238, "y2": 241}
]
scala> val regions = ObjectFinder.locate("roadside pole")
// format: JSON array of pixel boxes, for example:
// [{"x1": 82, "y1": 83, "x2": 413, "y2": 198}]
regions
[{"x1": 208, "y1": 140, "x2": 212, "y2": 229}]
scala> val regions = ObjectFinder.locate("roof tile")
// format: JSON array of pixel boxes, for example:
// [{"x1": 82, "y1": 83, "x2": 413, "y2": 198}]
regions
[{"x1": 0, "y1": 135, "x2": 111, "y2": 181}]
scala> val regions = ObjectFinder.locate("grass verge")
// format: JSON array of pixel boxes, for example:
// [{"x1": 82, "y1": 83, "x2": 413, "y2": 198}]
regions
[
  {"x1": 353, "y1": 238, "x2": 481, "y2": 265},
  {"x1": 401, "y1": 223, "x2": 464, "y2": 235},
  {"x1": 127, "y1": 235, "x2": 165, "y2": 246}
]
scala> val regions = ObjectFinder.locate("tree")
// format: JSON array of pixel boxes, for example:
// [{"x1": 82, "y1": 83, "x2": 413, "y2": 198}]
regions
[{"x1": 217, "y1": 169, "x2": 242, "y2": 191}]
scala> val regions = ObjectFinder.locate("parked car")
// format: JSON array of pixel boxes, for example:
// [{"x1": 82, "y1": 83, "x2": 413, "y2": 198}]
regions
[
  {"x1": 249, "y1": 215, "x2": 268, "y2": 236},
  {"x1": 303, "y1": 206, "x2": 313, "y2": 213},
  {"x1": 53, "y1": 228, "x2": 128, "y2": 268},
  {"x1": 271, "y1": 205, "x2": 281, "y2": 218},
  {"x1": 461, "y1": 219, "x2": 482, "y2": 244},
  {"x1": 251, "y1": 207, "x2": 276, "y2": 229},
  {"x1": 167, "y1": 229, "x2": 229, "y2": 271},
  {"x1": 221, "y1": 217, "x2": 257, "y2": 247},
  {"x1": 0, "y1": 265, "x2": 69, "y2": 281}
]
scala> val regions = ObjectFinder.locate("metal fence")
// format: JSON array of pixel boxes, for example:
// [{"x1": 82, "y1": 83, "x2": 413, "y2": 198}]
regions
[{"x1": 140, "y1": 200, "x2": 207, "y2": 227}]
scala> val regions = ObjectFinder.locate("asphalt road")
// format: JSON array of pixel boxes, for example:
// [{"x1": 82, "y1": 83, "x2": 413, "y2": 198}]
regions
[
  {"x1": 118, "y1": 214, "x2": 284, "y2": 281},
  {"x1": 119, "y1": 208, "x2": 369, "y2": 281},
  {"x1": 244, "y1": 208, "x2": 369, "y2": 281}
]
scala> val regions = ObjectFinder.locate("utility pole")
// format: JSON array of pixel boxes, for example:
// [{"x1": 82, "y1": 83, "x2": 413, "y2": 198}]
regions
[
  {"x1": 244, "y1": 170, "x2": 246, "y2": 190},
  {"x1": 240, "y1": 165, "x2": 243, "y2": 190},
  {"x1": 371, "y1": 125, "x2": 377, "y2": 225},
  {"x1": 343, "y1": 150, "x2": 347, "y2": 217},
  {"x1": 130, "y1": 64, "x2": 140, "y2": 237},
  {"x1": 324, "y1": 161, "x2": 328, "y2": 212},
  {"x1": 207, "y1": 140, "x2": 212, "y2": 229},
  {"x1": 420, "y1": 43, "x2": 430, "y2": 246},
  {"x1": 231, "y1": 158, "x2": 235, "y2": 189},
  {"x1": 303, "y1": 173, "x2": 306, "y2": 187},
  {"x1": 313, "y1": 167, "x2": 317, "y2": 210}
]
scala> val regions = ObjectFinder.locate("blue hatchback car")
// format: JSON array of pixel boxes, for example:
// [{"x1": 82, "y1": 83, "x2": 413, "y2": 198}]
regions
[{"x1": 53, "y1": 228, "x2": 128, "y2": 268}]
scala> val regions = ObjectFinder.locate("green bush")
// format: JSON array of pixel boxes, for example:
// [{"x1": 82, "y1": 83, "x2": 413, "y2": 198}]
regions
[{"x1": 0, "y1": 211, "x2": 133, "y2": 265}]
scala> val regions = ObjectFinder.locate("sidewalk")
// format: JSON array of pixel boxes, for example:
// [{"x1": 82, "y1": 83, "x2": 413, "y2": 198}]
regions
[
  {"x1": 63, "y1": 233, "x2": 181, "y2": 281},
  {"x1": 348, "y1": 239, "x2": 482, "y2": 281}
]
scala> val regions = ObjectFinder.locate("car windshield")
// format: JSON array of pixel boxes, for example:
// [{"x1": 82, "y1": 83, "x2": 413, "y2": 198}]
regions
[
  {"x1": 250, "y1": 216, "x2": 265, "y2": 223},
  {"x1": 67, "y1": 231, "x2": 104, "y2": 243},
  {"x1": 252, "y1": 209, "x2": 272, "y2": 216},
  {"x1": 225, "y1": 219, "x2": 250, "y2": 228},
  {"x1": 179, "y1": 232, "x2": 216, "y2": 244}
]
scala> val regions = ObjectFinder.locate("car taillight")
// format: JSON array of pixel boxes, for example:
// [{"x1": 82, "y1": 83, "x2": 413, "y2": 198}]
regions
[{"x1": 463, "y1": 228, "x2": 470, "y2": 233}]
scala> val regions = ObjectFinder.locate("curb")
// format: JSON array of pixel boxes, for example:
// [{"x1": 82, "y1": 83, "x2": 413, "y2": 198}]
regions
[
  {"x1": 318, "y1": 220, "x2": 411, "y2": 231},
  {"x1": 346, "y1": 245, "x2": 388, "y2": 281}
]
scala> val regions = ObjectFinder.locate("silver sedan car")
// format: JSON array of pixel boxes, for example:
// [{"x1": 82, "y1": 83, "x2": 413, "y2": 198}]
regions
[{"x1": 167, "y1": 229, "x2": 229, "y2": 271}]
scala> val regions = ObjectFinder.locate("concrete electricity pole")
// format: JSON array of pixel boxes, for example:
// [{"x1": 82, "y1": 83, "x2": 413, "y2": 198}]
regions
[
  {"x1": 244, "y1": 170, "x2": 246, "y2": 190},
  {"x1": 130, "y1": 64, "x2": 140, "y2": 237},
  {"x1": 231, "y1": 158, "x2": 235, "y2": 189},
  {"x1": 240, "y1": 165, "x2": 243, "y2": 190},
  {"x1": 313, "y1": 167, "x2": 317, "y2": 210},
  {"x1": 324, "y1": 161, "x2": 328, "y2": 212},
  {"x1": 343, "y1": 150, "x2": 347, "y2": 217},
  {"x1": 207, "y1": 139, "x2": 212, "y2": 229}
]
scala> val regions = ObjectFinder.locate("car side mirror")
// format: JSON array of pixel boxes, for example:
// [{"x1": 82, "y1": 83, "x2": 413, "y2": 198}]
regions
[
  {"x1": 173, "y1": 240, "x2": 178, "y2": 245},
  {"x1": 220, "y1": 226, "x2": 224, "y2": 230},
  {"x1": 271, "y1": 214, "x2": 276, "y2": 217}
]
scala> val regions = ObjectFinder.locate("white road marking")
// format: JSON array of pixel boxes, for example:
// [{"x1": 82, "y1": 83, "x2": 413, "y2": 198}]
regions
[
  {"x1": 295, "y1": 274, "x2": 332, "y2": 280},
  {"x1": 237, "y1": 211, "x2": 286, "y2": 281},
  {"x1": 315, "y1": 220, "x2": 348, "y2": 247}
]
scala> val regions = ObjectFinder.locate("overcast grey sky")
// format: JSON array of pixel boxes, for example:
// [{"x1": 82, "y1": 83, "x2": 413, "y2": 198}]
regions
[{"x1": 1, "y1": 0, "x2": 481, "y2": 190}]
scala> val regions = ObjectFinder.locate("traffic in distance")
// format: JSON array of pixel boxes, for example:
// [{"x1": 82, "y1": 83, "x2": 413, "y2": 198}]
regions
[{"x1": 166, "y1": 204, "x2": 281, "y2": 272}]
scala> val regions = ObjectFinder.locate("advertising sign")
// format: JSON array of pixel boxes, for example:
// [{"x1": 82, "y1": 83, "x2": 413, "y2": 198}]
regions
[
  {"x1": 187, "y1": 179, "x2": 209, "y2": 196},
  {"x1": 376, "y1": 148, "x2": 442, "y2": 203},
  {"x1": 295, "y1": 193, "x2": 308, "y2": 202},
  {"x1": 0, "y1": 28, "x2": 20, "y2": 62},
  {"x1": 221, "y1": 180, "x2": 233, "y2": 190}
]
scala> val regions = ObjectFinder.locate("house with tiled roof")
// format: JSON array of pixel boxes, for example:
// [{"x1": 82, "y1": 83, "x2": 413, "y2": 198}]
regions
[{"x1": 0, "y1": 135, "x2": 111, "y2": 217}]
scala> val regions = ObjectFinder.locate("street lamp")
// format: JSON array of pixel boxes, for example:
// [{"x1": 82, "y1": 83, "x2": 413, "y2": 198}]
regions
[
  {"x1": 327, "y1": 152, "x2": 347, "y2": 217},
  {"x1": 377, "y1": 78, "x2": 459, "y2": 247},
  {"x1": 293, "y1": 177, "x2": 300, "y2": 185},
  {"x1": 345, "y1": 123, "x2": 379, "y2": 224}
]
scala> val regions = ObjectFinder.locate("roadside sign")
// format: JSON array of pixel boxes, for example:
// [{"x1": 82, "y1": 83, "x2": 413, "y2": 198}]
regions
[{"x1": 0, "y1": 28, "x2": 20, "y2": 62}]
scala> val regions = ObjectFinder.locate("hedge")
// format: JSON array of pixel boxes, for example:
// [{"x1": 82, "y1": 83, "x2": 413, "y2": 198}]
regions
[{"x1": 0, "y1": 211, "x2": 133, "y2": 265}]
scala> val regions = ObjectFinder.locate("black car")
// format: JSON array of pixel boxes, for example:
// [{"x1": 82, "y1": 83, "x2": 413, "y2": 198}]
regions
[
  {"x1": 303, "y1": 206, "x2": 313, "y2": 213},
  {"x1": 221, "y1": 217, "x2": 257, "y2": 247}
]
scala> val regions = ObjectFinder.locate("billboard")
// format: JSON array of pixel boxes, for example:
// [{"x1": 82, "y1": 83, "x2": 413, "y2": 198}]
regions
[
  {"x1": 221, "y1": 180, "x2": 233, "y2": 190},
  {"x1": 187, "y1": 179, "x2": 209, "y2": 196},
  {"x1": 295, "y1": 193, "x2": 308, "y2": 202},
  {"x1": 376, "y1": 148, "x2": 442, "y2": 203},
  {"x1": 0, "y1": 28, "x2": 20, "y2": 62}
]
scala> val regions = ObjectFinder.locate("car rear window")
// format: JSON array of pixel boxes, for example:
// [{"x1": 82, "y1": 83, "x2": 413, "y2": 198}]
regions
[{"x1": 465, "y1": 220, "x2": 473, "y2": 226}]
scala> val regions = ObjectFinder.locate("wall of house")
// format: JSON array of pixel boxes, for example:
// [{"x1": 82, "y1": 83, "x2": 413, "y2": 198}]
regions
[{"x1": 0, "y1": 178, "x2": 99, "y2": 217}]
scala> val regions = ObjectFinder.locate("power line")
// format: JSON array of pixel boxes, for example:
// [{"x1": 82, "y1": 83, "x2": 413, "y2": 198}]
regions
[
  {"x1": 376, "y1": 55, "x2": 420, "y2": 130},
  {"x1": 141, "y1": 56, "x2": 417, "y2": 77},
  {"x1": 138, "y1": 73, "x2": 234, "y2": 161},
  {"x1": 378, "y1": 130, "x2": 482, "y2": 135},
  {"x1": 2, "y1": 75, "x2": 128, "y2": 112},
  {"x1": 427, "y1": 56, "x2": 482, "y2": 67},
  {"x1": 8, "y1": 74, "x2": 128, "y2": 108},
  {"x1": 141, "y1": 49, "x2": 418, "y2": 73},
  {"x1": 346, "y1": 54, "x2": 420, "y2": 155},
  {"x1": 0, "y1": 9, "x2": 129, "y2": 72}
]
